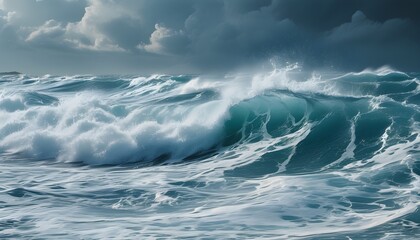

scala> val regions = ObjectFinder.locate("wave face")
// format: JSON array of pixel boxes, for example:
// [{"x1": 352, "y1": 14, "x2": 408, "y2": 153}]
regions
[{"x1": 0, "y1": 67, "x2": 419, "y2": 239}]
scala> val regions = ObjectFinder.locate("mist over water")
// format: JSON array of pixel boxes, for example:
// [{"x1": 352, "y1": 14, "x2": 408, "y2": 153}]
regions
[{"x1": 0, "y1": 66, "x2": 419, "y2": 239}]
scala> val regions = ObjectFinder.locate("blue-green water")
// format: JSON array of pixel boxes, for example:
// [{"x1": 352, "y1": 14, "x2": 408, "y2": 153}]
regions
[{"x1": 0, "y1": 67, "x2": 419, "y2": 239}]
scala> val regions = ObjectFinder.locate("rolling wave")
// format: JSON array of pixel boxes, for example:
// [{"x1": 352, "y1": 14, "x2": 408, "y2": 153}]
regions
[{"x1": 0, "y1": 66, "x2": 419, "y2": 238}]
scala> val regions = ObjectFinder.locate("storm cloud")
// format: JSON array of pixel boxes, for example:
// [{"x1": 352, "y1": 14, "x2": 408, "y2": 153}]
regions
[{"x1": 1, "y1": 0, "x2": 419, "y2": 74}]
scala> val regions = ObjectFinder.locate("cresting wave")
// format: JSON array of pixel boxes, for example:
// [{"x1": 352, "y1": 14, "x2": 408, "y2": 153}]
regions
[
  {"x1": 0, "y1": 66, "x2": 418, "y2": 168},
  {"x1": 0, "y1": 66, "x2": 419, "y2": 238}
]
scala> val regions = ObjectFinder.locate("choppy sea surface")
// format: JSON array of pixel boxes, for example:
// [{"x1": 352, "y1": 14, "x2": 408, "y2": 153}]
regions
[{"x1": 0, "y1": 67, "x2": 419, "y2": 239}]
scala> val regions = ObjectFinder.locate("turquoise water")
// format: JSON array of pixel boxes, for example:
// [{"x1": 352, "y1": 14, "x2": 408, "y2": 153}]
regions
[{"x1": 0, "y1": 67, "x2": 419, "y2": 239}]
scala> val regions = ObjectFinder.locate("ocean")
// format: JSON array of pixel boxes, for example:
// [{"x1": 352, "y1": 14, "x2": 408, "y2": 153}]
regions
[{"x1": 0, "y1": 67, "x2": 419, "y2": 239}]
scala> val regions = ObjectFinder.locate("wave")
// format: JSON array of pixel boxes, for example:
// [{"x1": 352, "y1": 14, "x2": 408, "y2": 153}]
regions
[
  {"x1": 1, "y1": 66, "x2": 419, "y2": 238},
  {"x1": 0, "y1": 66, "x2": 418, "y2": 168}
]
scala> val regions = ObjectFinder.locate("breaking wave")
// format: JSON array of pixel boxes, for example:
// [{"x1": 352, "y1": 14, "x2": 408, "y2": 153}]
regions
[{"x1": 0, "y1": 66, "x2": 419, "y2": 238}]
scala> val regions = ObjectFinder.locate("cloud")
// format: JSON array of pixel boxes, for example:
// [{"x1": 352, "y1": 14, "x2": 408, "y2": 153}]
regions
[
  {"x1": 138, "y1": 24, "x2": 188, "y2": 55},
  {"x1": 1, "y1": 0, "x2": 420, "y2": 74},
  {"x1": 26, "y1": 19, "x2": 64, "y2": 42},
  {"x1": 0, "y1": 8, "x2": 19, "y2": 44},
  {"x1": 24, "y1": 0, "x2": 131, "y2": 51},
  {"x1": 1, "y1": 10, "x2": 15, "y2": 23},
  {"x1": 321, "y1": 11, "x2": 420, "y2": 70},
  {"x1": 1, "y1": 0, "x2": 86, "y2": 26},
  {"x1": 327, "y1": 11, "x2": 410, "y2": 44},
  {"x1": 63, "y1": 0, "x2": 135, "y2": 51}
]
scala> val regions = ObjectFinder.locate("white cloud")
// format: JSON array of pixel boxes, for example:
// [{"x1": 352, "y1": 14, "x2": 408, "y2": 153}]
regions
[
  {"x1": 3, "y1": 10, "x2": 16, "y2": 23},
  {"x1": 25, "y1": 0, "x2": 140, "y2": 52},
  {"x1": 60, "y1": 0, "x2": 130, "y2": 51},
  {"x1": 138, "y1": 24, "x2": 184, "y2": 55},
  {"x1": 26, "y1": 19, "x2": 64, "y2": 42}
]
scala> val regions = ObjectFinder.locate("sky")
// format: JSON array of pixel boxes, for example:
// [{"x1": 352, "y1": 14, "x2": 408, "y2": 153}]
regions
[{"x1": 0, "y1": 0, "x2": 420, "y2": 75}]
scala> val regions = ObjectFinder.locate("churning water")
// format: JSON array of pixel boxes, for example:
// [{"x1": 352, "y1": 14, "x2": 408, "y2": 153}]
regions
[{"x1": 0, "y1": 66, "x2": 419, "y2": 239}]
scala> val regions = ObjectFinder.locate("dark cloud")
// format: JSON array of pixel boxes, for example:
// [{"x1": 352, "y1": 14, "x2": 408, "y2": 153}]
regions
[
  {"x1": 322, "y1": 11, "x2": 420, "y2": 70},
  {"x1": 0, "y1": 0, "x2": 420, "y2": 74}
]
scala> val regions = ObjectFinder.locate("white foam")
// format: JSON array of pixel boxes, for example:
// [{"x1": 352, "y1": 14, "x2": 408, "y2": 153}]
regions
[
  {"x1": 321, "y1": 115, "x2": 358, "y2": 171},
  {"x1": 349, "y1": 65, "x2": 408, "y2": 77},
  {"x1": 0, "y1": 91, "x2": 226, "y2": 164}
]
